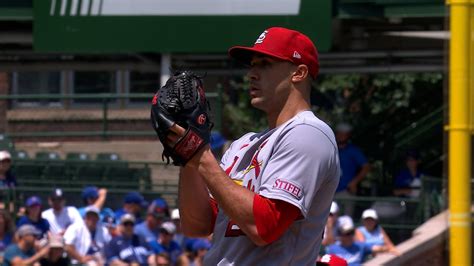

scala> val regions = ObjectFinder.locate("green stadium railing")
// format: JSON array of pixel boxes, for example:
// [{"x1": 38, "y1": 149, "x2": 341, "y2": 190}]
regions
[
  {"x1": 334, "y1": 175, "x2": 448, "y2": 243},
  {"x1": 0, "y1": 92, "x2": 222, "y2": 139}
]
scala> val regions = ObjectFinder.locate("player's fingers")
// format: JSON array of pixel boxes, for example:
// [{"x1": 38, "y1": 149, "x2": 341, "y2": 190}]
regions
[
  {"x1": 167, "y1": 131, "x2": 181, "y2": 146},
  {"x1": 169, "y1": 123, "x2": 186, "y2": 136}
]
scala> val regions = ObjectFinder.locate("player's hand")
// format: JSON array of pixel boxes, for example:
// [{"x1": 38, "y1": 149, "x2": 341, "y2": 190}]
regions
[
  {"x1": 98, "y1": 188, "x2": 107, "y2": 196},
  {"x1": 326, "y1": 215, "x2": 335, "y2": 228},
  {"x1": 169, "y1": 123, "x2": 210, "y2": 169},
  {"x1": 168, "y1": 124, "x2": 187, "y2": 145},
  {"x1": 150, "y1": 71, "x2": 212, "y2": 166}
]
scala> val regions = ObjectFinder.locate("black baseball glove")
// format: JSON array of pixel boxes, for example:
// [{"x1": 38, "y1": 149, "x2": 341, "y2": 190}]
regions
[{"x1": 150, "y1": 71, "x2": 212, "y2": 166}]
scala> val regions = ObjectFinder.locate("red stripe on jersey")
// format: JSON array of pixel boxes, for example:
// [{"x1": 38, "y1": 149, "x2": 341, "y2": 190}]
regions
[
  {"x1": 225, "y1": 156, "x2": 239, "y2": 176},
  {"x1": 209, "y1": 197, "x2": 219, "y2": 232},
  {"x1": 240, "y1": 144, "x2": 250, "y2": 150},
  {"x1": 253, "y1": 194, "x2": 301, "y2": 244}
]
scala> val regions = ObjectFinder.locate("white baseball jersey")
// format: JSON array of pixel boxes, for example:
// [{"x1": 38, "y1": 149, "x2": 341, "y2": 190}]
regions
[
  {"x1": 42, "y1": 206, "x2": 83, "y2": 234},
  {"x1": 204, "y1": 111, "x2": 340, "y2": 266}
]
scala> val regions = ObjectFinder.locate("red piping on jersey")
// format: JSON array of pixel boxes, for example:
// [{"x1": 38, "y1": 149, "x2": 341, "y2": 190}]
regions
[
  {"x1": 253, "y1": 194, "x2": 301, "y2": 244},
  {"x1": 209, "y1": 198, "x2": 219, "y2": 232}
]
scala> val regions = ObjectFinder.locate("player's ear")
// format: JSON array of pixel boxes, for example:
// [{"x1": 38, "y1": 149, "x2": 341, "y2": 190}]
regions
[{"x1": 291, "y1": 65, "x2": 309, "y2": 83}]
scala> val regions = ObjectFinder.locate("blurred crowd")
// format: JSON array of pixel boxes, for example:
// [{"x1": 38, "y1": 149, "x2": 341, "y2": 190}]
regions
[
  {"x1": 320, "y1": 201, "x2": 400, "y2": 265},
  {"x1": 0, "y1": 122, "x2": 426, "y2": 266},
  {"x1": 0, "y1": 185, "x2": 211, "y2": 266}
]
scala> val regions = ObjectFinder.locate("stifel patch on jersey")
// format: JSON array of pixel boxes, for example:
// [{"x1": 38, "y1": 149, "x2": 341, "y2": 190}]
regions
[{"x1": 273, "y1": 178, "x2": 303, "y2": 200}]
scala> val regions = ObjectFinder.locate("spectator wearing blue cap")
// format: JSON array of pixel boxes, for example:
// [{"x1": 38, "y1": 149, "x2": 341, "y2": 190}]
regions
[
  {"x1": 41, "y1": 188, "x2": 83, "y2": 235},
  {"x1": 176, "y1": 238, "x2": 211, "y2": 266},
  {"x1": 114, "y1": 192, "x2": 147, "y2": 224},
  {"x1": 16, "y1": 196, "x2": 50, "y2": 238},
  {"x1": 78, "y1": 186, "x2": 108, "y2": 218},
  {"x1": 134, "y1": 198, "x2": 169, "y2": 243}
]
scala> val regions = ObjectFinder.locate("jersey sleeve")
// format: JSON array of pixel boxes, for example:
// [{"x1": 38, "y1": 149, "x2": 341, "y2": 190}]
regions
[
  {"x1": 258, "y1": 124, "x2": 339, "y2": 217},
  {"x1": 69, "y1": 207, "x2": 83, "y2": 224},
  {"x1": 63, "y1": 224, "x2": 77, "y2": 245}
]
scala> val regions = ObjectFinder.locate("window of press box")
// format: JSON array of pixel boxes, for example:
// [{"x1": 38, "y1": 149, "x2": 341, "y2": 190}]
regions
[
  {"x1": 128, "y1": 71, "x2": 159, "y2": 103},
  {"x1": 73, "y1": 71, "x2": 118, "y2": 104},
  {"x1": 12, "y1": 71, "x2": 62, "y2": 107}
]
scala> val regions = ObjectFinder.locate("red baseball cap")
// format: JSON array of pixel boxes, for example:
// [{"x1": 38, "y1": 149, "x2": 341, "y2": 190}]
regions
[
  {"x1": 317, "y1": 255, "x2": 348, "y2": 266},
  {"x1": 228, "y1": 27, "x2": 320, "y2": 78}
]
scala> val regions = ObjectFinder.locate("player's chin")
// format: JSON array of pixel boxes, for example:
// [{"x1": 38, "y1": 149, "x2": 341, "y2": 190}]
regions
[{"x1": 250, "y1": 97, "x2": 265, "y2": 109}]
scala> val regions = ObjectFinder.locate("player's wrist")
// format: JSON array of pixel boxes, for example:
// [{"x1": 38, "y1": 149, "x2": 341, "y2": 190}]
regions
[{"x1": 185, "y1": 144, "x2": 212, "y2": 169}]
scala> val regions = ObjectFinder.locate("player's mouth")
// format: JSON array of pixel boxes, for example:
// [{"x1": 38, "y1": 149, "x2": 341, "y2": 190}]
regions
[{"x1": 249, "y1": 85, "x2": 260, "y2": 97}]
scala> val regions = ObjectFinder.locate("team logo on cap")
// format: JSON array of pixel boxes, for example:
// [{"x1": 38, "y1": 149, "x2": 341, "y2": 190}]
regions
[
  {"x1": 293, "y1": 51, "x2": 301, "y2": 59},
  {"x1": 255, "y1": 30, "x2": 268, "y2": 44}
]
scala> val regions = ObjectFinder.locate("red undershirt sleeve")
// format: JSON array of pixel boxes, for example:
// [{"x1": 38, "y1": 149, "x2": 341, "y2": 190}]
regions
[
  {"x1": 253, "y1": 194, "x2": 301, "y2": 244},
  {"x1": 209, "y1": 197, "x2": 219, "y2": 232}
]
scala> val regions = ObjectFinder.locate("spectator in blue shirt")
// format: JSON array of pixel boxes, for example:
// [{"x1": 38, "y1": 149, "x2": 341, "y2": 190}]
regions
[
  {"x1": 393, "y1": 150, "x2": 424, "y2": 198},
  {"x1": 334, "y1": 123, "x2": 370, "y2": 216},
  {"x1": 134, "y1": 197, "x2": 169, "y2": 243},
  {"x1": 17, "y1": 196, "x2": 50, "y2": 238},
  {"x1": 115, "y1": 192, "x2": 147, "y2": 224},
  {"x1": 3, "y1": 225, "x2": 49, "y2": 266},
  {"x1": 0, "y1": 151, "x2": 17, "y2": 188},
  {"x1": 355, "y1": 209, "x2": 399, "y2": 256},
  {"x1": 326, "y1": 218, "x2": 371, "y2": 266},
  {"x1": 105, "y1": 214, "x2": 154, "y2": 265},
  {"x1": 78, "y1": 186, "x2": 108, "y2": 218},
  {"x1": 149, "y1": 221, "x2": 182, "y2": 265},
  {"x1": 335, "y1": 123, "x2": 370, "y2": 194}
]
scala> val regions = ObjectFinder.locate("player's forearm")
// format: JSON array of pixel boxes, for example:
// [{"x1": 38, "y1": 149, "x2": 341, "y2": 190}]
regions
[
  {"x1": 179, "y1": 165, "x2": 215, "y2": 237},
  {"x1": 17, "y1": 246, "x2": 48, "y2": 265},
  {"x1": 93, "y1": 188, "x2": 107, "y2": 210},
  {"x1": 192, "y1": 147, "x2": 264, "y2": 245},
  {"x1": 65, "y1": 245, "x2": 84, "y2": 262}
]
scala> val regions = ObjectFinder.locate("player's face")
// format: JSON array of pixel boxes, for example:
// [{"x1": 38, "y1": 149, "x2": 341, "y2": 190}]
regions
[
  {"x1": 0, "y1": 159, "x2": 11, "y2": 173},
  {"x1": 85, "y1": 213, "x2": 99, "y2": 230},
  {"x1": 121, "y1": 221, "x2": 135, "y2": 236},
  {"x1": 27, "y1": 205, "x2": 41, "y2": 219},
  {"x1": 22, "y1": 234, "x2": 36, "y2": 247},
  {"x1": 247, "y1": 55, "x2": 296, "y2": 113},
  {"x1": 363, "y1": 218, "x2": 377, "y2": 230}
]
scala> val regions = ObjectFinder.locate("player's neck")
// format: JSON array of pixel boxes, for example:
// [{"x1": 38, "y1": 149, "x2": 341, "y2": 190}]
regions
[
  {"x1": 267, "y1": 105, "x2": 311, "y2": 128},
  {"x1": 267, "y1": 99, "x2": 310, "y2": 128}
]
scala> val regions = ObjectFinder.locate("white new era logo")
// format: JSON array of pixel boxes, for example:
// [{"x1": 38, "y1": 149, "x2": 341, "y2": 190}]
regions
[{"x1": 293, "y1": 51, "x2": 301, "y2": 59}]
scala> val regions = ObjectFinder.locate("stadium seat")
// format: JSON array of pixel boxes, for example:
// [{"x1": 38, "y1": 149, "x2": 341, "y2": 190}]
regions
[
  {"x1": 11, "y1": 150, "x2": 29, "y2": 159},
  {"x1": 35, "y1": 151, "x2": 61, "y2": 160},
  {"x1": 66, "y1": 152, "x2": 90, "y2": 161},
  {"x1": 96, "y1": 152, "x2": 121, "y2": 161},
  {"x1": 0, "y1": 134, "x2": 15, "y2": 152}
]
